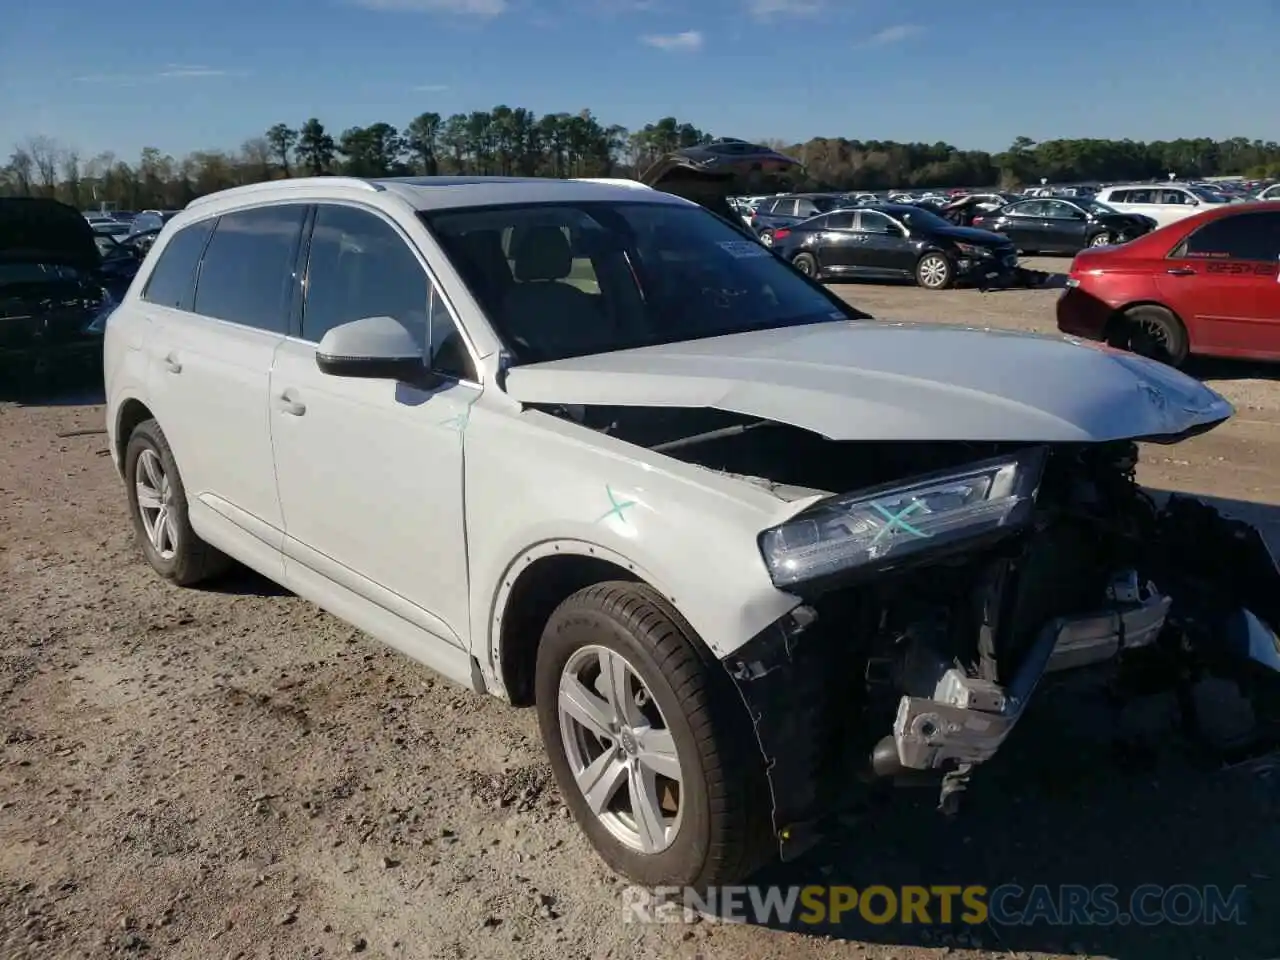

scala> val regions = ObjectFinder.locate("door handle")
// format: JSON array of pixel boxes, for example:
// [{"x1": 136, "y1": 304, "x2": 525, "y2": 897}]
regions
[
  {"x1": 1166, "y1": 267, "x2": 1196, "y2": 276},
  {"x1": 274, "y1": 392, "x2": 306, "y2": 416},
  {"x1": 162, "y1": 353, "x2": 182, "y2": 374}
]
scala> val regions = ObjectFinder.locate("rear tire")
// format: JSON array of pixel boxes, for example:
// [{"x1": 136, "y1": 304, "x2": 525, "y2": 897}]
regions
[
  {"x1": 758, "y1": 229, "x2": 775, "y2": 247},
  {"x1": 1089, "y1": 232, "x2": 1112, "y2": 247},
  {"x1": 916, "y1": 252, "x2": 954, "y2": 290},
  {"x1": 1113, "y1": 305, "x2": 1189, "y2": 367},
  {"x1": 791, "y1": 252, "x2": 818, "y2": 278},
  {"x1": 124, "y1": 418, "x2": 232, "y2": 586},
  {"x1": 534, "y1": 581, "x2": 773, "y2": 888}
]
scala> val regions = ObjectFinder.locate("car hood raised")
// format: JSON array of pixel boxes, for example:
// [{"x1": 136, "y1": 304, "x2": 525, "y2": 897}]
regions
[
  {"x1": 0, "y1": 198, "x2": 102, "y2": 273},
  {"x1": 502, "y1": 321, "x2": 1233, "y2": 443}
]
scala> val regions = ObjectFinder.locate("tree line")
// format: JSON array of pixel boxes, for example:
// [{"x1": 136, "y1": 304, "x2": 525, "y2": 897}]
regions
[{"x1": 3, "y1": 106, "x2": 1278, "y2": 211}]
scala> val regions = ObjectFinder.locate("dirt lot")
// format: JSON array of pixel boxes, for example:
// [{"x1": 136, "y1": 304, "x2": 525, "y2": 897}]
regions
[{"x1": 3, "y1": 260, "x2": 1279, "y2": 960}]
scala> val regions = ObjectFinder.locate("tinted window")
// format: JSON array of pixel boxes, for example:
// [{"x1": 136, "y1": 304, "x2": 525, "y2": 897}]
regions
[
  {"x1": 302, "y1": 205, "x2": 475, "y2": 380},
  {"x1": 423, "y1": 201, "x2": 850, "y2": 364},
  {"x1": 1042, "y1": 200, "x2": 1081, "y2": 219},
  {"x1": 1006, "y1": 201, "x2": 1042, "y2": 218},
  {"x1": 192, "y1": 205, "x2": 306, "y2": 332},
  {"x1": 1182, "y1": 212, "x2": 1280, "y2": 261},
  {"x1": 141, "y1": 219, "x2": 214, "y2": 310},
  {"x1": 1159, "y1": 190, "x2": 1190, "y2": 205},
  {"x1": 857, "y1": 211, "x2": 896, "y2": 234},
  {"x1": 825, "y1": 212, "x2": 855, "y2": 230}
]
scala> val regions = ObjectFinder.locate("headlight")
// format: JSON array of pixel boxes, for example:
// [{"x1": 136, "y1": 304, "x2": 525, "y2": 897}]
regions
[
  {"x1": 758, "y1": 448, "x2": 1046, "y2": 588},
  {"x1": 954, "y1": 242, "x2": 992, "y2": 258}
]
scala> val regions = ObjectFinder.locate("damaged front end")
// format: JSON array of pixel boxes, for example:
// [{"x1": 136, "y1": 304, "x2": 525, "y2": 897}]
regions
[{"x1": 720, "y1": 439, "x2": 1280, "y2": 861}]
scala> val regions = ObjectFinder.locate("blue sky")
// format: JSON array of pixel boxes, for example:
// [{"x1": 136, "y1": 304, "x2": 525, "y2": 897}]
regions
[{"x1": 2, "y1": 0, "x2": 1276, "y2": 162}]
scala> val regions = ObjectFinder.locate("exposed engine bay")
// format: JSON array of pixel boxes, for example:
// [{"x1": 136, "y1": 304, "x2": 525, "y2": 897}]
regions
[{"x1": 543, "y1": 401, "x2": 1280, "y2": 859}]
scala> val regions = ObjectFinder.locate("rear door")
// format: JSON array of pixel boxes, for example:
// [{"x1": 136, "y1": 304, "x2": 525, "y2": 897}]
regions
[
  {"x1": 805, "y1": 211, "x2": 858, "y2": 272},
  {"x1": 997, "y1": 200, "x2": 1049, "y2": 248},
  {"x1": 144, "y1": 204, "x2": 308, "y2": 561},
  {"x1": 1158, "y1": 210, "x2": 1280, "y2": 358}
]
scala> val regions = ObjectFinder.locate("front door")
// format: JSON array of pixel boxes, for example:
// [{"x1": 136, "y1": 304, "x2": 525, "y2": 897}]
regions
[
  {"x1": 851, "y1": 210, "x2": 915, "y2": 277},
  {"x1": 1038, "y1": 200, "x2": 1089, "y2": 253},
  {"x1": 144, "y1": 204, "x2": 309, "y2": 555},
  {"x1": 1158, "y1": 210, "x2": 1280, "y2": 358},
  {"x1": 269, "y1": 202, "x2": 479, "y2": 648}
]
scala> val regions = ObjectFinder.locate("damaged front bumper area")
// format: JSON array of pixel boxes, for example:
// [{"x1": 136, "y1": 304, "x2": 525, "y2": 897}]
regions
[{"x1": 724, "y1": 443, "x2": 1280, "y2": 862}]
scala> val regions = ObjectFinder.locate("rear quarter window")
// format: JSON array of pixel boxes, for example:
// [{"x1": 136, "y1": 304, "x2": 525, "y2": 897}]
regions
[{"x1": 141, "y1": 219, "x2": 215, "y2": 311}]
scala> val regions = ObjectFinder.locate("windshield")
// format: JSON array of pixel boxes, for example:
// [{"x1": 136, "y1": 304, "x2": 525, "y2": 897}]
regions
[
  {"x1": 1084, "y1": 199, "x2": 1120, "y2": 216},
  {"x1": 879, "y1": 204, "x2": 953, "y2": 231},
  {"x1": 421, "y1": 201, "x2": 855, "y2": 364},
  {"x1": 1190, "y1": 187, "x2": 1230, "y2": 203}
]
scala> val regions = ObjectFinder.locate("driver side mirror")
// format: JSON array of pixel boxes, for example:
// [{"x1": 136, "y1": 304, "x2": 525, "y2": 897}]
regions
[{"x1": 316, "y1": 315, "x2": 442, "y2": 388}]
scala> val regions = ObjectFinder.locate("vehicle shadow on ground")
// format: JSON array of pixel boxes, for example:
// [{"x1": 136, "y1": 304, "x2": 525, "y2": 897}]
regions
[
  {"x1": 726, "y1": 493, "x2": 1280, "y2": 959},
  {"x1": 1185, "y1": 355, "x2": 1280, "y2": 384},
  {"x1": 200, "y1": 565, "x2": 292, "y2": 598},
  {"x1": 0, "y1": 383, "x2": 107, "y2": 407}
]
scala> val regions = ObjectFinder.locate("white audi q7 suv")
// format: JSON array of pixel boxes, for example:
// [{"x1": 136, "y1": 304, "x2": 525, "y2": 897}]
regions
[{"x1": 103, "y1": 171, "x2": 1280, "y2": 890}]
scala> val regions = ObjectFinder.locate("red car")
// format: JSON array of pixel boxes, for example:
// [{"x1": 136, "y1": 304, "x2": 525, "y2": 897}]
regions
[{"x1": 1056, "y1": 202, "x2": 1280, "y2": 366}]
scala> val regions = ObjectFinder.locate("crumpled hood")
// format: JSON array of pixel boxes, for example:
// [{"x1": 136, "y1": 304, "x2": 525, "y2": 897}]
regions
[{"x1": 502, "y1": 321, "x2": 1234, "y2": 443}]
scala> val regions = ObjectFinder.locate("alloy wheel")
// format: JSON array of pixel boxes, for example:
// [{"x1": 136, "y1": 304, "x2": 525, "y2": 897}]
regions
[
  {"x1": 557, "y1": 644, "x2": 684, "y2": 854},
  {"x1": 135, "y1": 448, "x2": 178, "y2": 560},
  {"x1": 918, "y1": 255, "x2": 949, "y2": 289},
  {"x1": 759, "y1": 231, "x2": 774, "y2": 247},
  {"x1": 1090, "y1": 233, "x2": 1112, "y2": 247}
]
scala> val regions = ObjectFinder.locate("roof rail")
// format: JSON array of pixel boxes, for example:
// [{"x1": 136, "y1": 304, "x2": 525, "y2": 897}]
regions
[{"x1": 185, "y1": 176, "x2": 383, "y2": 209}]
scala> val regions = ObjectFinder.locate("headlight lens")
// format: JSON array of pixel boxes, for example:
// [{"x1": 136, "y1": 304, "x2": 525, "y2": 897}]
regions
[
  {"x1": 758, "y1": 448, "x2": 1046, "y2": 587},
  {"x1": 954, "y1": 242, "x2": 991, "y2": 257}
]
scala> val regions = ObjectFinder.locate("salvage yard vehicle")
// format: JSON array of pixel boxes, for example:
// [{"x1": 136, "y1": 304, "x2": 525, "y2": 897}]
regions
[
  {"x1": 971, "y1": 196, "x2": 1155, "y2": 254},
  {"x1": 1, "y1": 197, "x2": 140, "y2": 392},
  {"x1": 104, "y1": 173, "x2": 1280, "y2": 891},
  {"x1": 1058, "y1": 201, "x2": 1280, "y2": 366},
  {"x1": 772, "y1": 202, "x2": 1019, "y2": 289}
]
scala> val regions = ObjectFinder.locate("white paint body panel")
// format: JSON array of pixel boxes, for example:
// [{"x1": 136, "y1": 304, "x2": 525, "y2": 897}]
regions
[{"x1": 504, "y1": 321, "x2": 1234, "y2": 443}]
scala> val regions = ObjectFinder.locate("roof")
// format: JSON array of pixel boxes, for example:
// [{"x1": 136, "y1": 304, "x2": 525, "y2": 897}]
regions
[{"x1": 183, "y1": 174, "x2": 689, "y2": 217}]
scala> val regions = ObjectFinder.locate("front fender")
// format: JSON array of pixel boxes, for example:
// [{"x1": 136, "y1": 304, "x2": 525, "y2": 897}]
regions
[{"x1": 464, "y1": 404, "x2": 805, "y2": 676}]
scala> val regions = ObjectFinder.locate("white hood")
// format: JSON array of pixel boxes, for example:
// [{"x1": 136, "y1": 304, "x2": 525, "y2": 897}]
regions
[{"x1": 502, "y1": 321, "x2": 1233, "y2": 443}]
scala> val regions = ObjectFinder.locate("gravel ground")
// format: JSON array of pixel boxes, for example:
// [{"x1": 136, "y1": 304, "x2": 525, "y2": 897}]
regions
[{"x1": 2, "y1": 263, "x2": 1279, "y2": 960}]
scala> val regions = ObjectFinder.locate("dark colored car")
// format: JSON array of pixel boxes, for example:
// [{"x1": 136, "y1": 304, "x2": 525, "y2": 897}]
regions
[
  {"x1": 0, "y1": 197, "x2": 144, "y2": 392},
  {"x1": 747, "y1": 193, "x2": 859, "y2": 245},
  {"x1": 637, "y1": 139, "x2": 802, "y2": 239},
  {"x1": 1057, "y1": 202, "x2": 1280, "y2": 366},
  {"x1": 771, "y1": 203, "x2": 1019, "y2": 290},
  {"x1": 972, "y1": 197, "x2": 1154, "y2": 255},
  {"x1": 938, "y1": 193, "x2": 1020, "y2": 227}
]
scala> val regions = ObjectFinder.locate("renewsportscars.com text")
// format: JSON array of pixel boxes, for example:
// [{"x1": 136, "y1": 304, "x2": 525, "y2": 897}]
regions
[{"x1": 622, "y1": 883, "x2": 1250, "y2": 927}]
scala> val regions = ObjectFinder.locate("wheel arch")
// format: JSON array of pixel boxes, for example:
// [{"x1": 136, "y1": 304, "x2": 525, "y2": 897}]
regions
[
  {"x1": 114, "y1": 396, "x2": 156, "y2": 469},
  {"x1": 490, "y1": 540, "x2": 702, "y2": 707}
]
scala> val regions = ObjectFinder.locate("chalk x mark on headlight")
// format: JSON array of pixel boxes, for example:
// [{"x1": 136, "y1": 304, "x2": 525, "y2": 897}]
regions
[{"x1": 758, "y1": 447, "x2": 1047, "y2": 588}]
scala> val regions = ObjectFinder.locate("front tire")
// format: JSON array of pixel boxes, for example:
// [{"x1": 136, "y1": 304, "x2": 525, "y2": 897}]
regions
[
  {"x1": 124, "y1": 418, "x2": 231, "y2": 585},
  {"x1": 1089, "y1": 232, "x2": 1112, "y2": 247},
  {"x1": 758, "y1": 229, "x2": 775, "y2": 247},
  {"x1": 916, "y1": 252, "x2": 954, "y2": 290},
  {"x1": 534, "y1": 582, "x2": 772, "y2": 888}
]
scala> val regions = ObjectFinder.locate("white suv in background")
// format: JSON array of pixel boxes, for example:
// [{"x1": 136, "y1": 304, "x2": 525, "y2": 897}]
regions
[
  {"x1": 1094, "y1": 182, "x2": 1232, "y2": 228},
  {"x1": 102, "y1": 173, "x2": 1278, "y2": 893}
]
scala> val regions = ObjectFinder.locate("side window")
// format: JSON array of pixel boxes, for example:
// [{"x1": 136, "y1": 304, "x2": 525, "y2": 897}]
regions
[
  {"x1": 1009, "y1": 200, "x2": 1044, "y2": 217},
  {"x1": 777, "y1": 199, "x2": 799, "y2": 217},
  {"x1": 795, "y1": 200, "x2": 818, "y2": 218},
  {"x1": 825, "y1": 212, "x2": 855, "y2": 230},
  {"x1": 1159, "y1": 190, "x2": 1189, "y2": 205},
  {"x1": 302, "y1": 205, "x2": 475, "y2": 381},
  {"x1": 856, "y1": 212, "x2": 895, "y2": 234},
  {"x1": 192, "y1": 205, "x2": 307, "y2": 332},
  {"x1": 141, "y1": 218, "x2": 214, "y2": 311},
  {"x1": 1127, "y1": 189, "x2": 1156, "y2": 204},
  {"x1": 1105, "y1": 191, "x2": 1127, "y2": 204},
  {"x1": 1042, "y1": 201, "x2": 1077, "y2": 219},
  {"x1": 1182, "y1": 213, "x2": 1280, "y2": 261}
]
